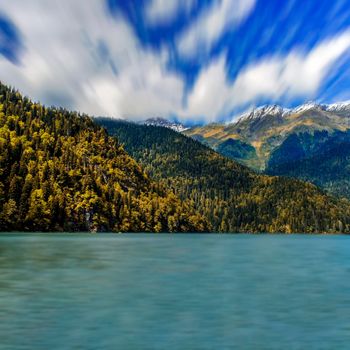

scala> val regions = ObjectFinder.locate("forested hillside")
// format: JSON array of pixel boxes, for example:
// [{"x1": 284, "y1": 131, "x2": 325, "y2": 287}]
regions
[
  {"x1": 267, "y1": 131, "x2": 350, "y2": 199},
  {"x1": 0, "y1": 82, "x2": 208, "y2": 232},
  {"x1": 97, "y1": 118, "x2": 350, "y2": 233},
  {"x1": 2, "y1": 79, "x2": 350, "y2": 234}
]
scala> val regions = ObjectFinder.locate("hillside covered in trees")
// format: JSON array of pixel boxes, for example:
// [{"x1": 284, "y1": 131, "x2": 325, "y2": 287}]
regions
[
  {"x1": 97, "y1": 118, "x2": 350, "y2": 233},
  {"x1": 1, "y1": 79, "x2": 350, "y2": 234},
  {"x1": 267, "y1": 130, "x2": 350, "y2": 199},
  {"x1": 0, "y1": 82, "x2": 208, "y2": 232}
]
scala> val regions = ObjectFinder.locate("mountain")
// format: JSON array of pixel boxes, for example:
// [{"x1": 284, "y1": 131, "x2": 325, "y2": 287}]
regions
[
  {"x1": 141, "y1": 117, "x2": 188, "y2": 132},
  {"x1": 237, "y1": 105, "x2": 287, "y2": 120},
  {"x1": 0, "y1": 82, "x2": 208, "y2": 232},
  {"x1": 2, "y1": 81, "x2": 350, "y2": 234},
  {"x1": 185, "y1": 102, "x2": 350, "y2": 171},
  {"x1": 324, "y1": 102, "x2": 350, "y2": 117},
  {"x1": 96, "y1": 117, "x2": 350, "y2": 233},
  {"x1": 185, "y1": 102, "x2": 350, "y2": 199},
  {"x1": 266, "y1": 130, "x2": 350, "y2": 198}
]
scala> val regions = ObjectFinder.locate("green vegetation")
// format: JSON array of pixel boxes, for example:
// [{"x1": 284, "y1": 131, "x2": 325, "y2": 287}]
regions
[
  {"x1": 217, "y1": 139, "x2": 257, "y2": 161},
  {"x1": 185, "y1": 108, "x2": 350, "y2": 171},
  {"x1": 186, "y1": 108, "x2": 350, "y2": 200},
  {"x1": 267, "y1": 131, "x2": 350, "y2": 199},
  {"x1": 97, "y1": 118, "x2": 350, "y2": 233},
  {"x1": 1, "y1": 79, "x2": 350, "y2": 234},
  {"x1": 0, "y1": 82, "x2": 208, "y2": 232}
]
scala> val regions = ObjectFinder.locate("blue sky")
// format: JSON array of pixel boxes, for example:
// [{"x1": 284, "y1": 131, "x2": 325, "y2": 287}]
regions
[{"x1": 1, "y1": 0, "x2": 350, "y2": 124}]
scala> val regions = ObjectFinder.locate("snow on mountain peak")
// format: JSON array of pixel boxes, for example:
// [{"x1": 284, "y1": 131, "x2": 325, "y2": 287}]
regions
[
  {"x1": 142, "y1": 117, "x2": 188, "y2": 132},
  {"x1": 237, "y1": 104, "x2": 286, "y2": 122},
  {"x1": 324, "y1": 101, "x2": 350, "y2": 113},
  {"x1": 232, "y1": 100, "x2": 350, "y2": 125},
  {"x1": 291, "y1": 102, "x2": 323, "y2": 114}
]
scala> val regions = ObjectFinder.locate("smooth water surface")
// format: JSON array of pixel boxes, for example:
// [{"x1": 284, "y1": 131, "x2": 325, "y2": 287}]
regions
[{"x1": 0, "y1": 234, "x2": 350, "y2": 350}]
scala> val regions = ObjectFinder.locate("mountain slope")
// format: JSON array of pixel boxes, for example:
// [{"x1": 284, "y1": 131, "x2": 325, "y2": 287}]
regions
[
  {"x1": 185, "y1": 103, "x2": 350, "y2": 171},
  {"x1": 267, "y1": 130, "x2": 350, "y2": 198},
  {"x1": 96, "y1": 118, "x2": 350, "y2": 233},
  {"x1": 0, "y1": 83, "x2": 207, "y2": 232}
]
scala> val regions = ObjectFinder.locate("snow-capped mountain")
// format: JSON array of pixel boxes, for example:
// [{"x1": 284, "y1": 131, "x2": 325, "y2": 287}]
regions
[
  {"x1": 237, "y1": 101, "x2": 350, "y2": 123},
  {"x1": 186, "y1": 100, "x2": 350, "y2": 172},
  {"x1": 324, "y1": 102, "x2": 350, "y2": 114},
  {"x1": 142, "y1": 117, "x2": 188, "y2": 132},
  {"x1": 290, "y1": 102, "x2": 323, "y2": 114},
  {"x1": 237, "y1": 105, "x2": 286, "y2": 122},
  {"x1": 291, "y1": 101, "x2": 350, "y2": 115}
]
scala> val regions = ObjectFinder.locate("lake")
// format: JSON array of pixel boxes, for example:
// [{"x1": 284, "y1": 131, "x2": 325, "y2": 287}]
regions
[{"x1": 0, "y1": 234, "x2": 350, "y2": 350}]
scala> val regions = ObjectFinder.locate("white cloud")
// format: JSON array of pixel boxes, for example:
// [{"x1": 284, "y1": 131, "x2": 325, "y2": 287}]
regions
[
  {"x1": 177, "y1": 0, "x2": 256, "y2": 59},
  {"x1": 1, "y1": 0, "x2": 350, "y2": 124},
  {"x1": 0, "y1": 0, "x2": 184, "y2": 119},
  {"x1": 182, "y1": 56, "x2": 229, "y2": 122},
  {"x1": 183, "y1": 30, "x2": 350, "y2": 122},
  {"x1": 145, "y1": 0, "x2": 196, "y2": 25}
]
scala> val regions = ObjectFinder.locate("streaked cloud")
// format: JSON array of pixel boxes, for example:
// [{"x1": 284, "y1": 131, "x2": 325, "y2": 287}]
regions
[
  {"x1": 177, "y1": 0, "x2": 256, "y2": 59},
  {"x1": 0, "y1": 0, "x2": 184, "y2": 119},
  {"x1": 184, "y1": 30, "x2": 350, "y2": 122},
  {"x1": 1, "y1": 0, "x2": 350, "y2": 124},
  {"x1": 145, "y1": 0, "x2": 196, "y2": 25},
  {"x1": 0, "y1": 13, "x2": 23, "y2": 63}
]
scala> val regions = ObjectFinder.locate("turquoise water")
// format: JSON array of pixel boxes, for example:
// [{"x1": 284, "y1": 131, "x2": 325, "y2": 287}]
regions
[{"x1": 0, "y1": 234, "x2": 350, "y2": 350}]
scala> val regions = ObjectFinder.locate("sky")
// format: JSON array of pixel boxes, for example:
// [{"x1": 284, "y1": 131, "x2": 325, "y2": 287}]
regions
[{"x1": 1, "y1": 0, "x2": 350, "y2": 124}]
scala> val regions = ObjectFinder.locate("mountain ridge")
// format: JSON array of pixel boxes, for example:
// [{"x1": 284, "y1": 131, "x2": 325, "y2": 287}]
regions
[
  {"x1": 2, "y1": 80, "x2": 350, "y2": 233},
  {"x1": 183, "y1": 102, "x2": 350, "y2": 199},
  {"x1": 97, "y1": 117, "x2": 350, "y2": 233},
  {"x1": 235, "y1": 102, "x2": 350, "y2": 123},
  {"x1": 185, "y1": 101, "x2": 350, "y2": 171}
]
